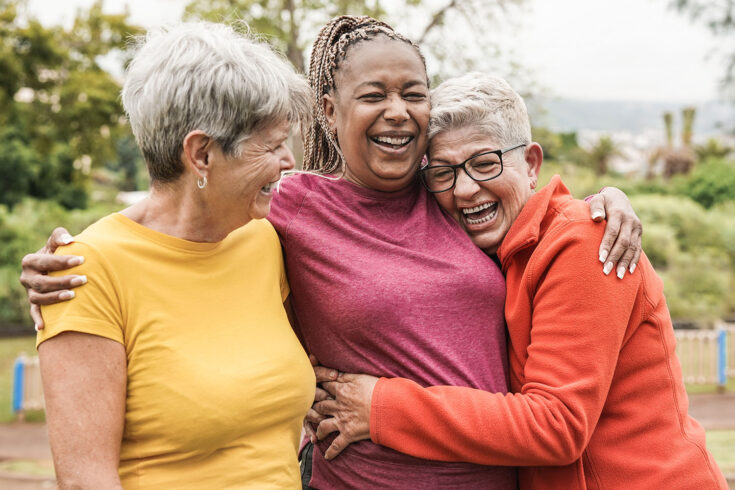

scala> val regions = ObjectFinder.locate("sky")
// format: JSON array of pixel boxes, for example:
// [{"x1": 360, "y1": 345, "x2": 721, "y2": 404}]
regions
[{"x1": 24, "y1": 0, "x2": 724, "y2": 104}]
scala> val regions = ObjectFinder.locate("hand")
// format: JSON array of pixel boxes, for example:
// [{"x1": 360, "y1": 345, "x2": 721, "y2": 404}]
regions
[
  {"x1": 314, "y1": 372, "x2": 378, "y2": 460},
  {"x1": 588, "y1": 187, "x2": 642, "y2": 278},
  {"x1": 303, "y1": 355, "x2": 338, "y2": 444},
  {"x1": 19, "y1": 227, "x2": 85, "y2": 330}
]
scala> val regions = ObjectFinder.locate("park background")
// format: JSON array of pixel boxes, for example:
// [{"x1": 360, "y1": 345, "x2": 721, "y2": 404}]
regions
[{"x1": 1, "y1": 0, "x2": 735, "y2": 487}]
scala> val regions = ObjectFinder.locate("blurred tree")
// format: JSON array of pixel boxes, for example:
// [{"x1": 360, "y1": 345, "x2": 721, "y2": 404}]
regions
[
  {"x1": 183, "y1": 0, "x2": 527, "y2": 84},
  {"x1": 695, "y1": 137, "x2": 732, "y2": 161},
  {"x1": 679, "y1": 158, "x2": 735, "y2": 208},
  {"x1": 0, "y1": 0, "x2": 143, "y2": 208},
  {"x1": 583, "y1": 135, "x2": 623, "y2": 175},
  {"x1": 531, "y1": 127, "x2": 562, "y2": 160}
]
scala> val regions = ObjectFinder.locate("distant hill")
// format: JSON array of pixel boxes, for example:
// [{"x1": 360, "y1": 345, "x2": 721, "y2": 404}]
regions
[{"x1": 530, "y1": 98, "x2": 735, "y2": 136}]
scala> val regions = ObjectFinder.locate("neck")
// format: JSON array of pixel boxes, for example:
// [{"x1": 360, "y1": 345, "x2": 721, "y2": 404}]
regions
[{"x1": 120, "y1": 181, "x2": 246, "y2": 243}]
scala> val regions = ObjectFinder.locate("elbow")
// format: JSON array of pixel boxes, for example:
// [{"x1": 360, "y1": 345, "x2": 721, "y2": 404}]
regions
[{"x1": 535, "y1": 418, "x2": 590, "y2": 465}]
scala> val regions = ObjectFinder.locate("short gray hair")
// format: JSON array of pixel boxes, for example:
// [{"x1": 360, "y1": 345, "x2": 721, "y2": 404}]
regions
[
  {"x1": 121, "y1": 22, "x2": 311, "y2": 183},
  {"x1": 428, "y1": 72, "x2": 531, "y2": 149}
]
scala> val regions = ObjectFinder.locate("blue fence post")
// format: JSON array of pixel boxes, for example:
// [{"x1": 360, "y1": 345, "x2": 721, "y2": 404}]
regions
[
  {"x1": 12, "y1": 356, "x2": 25, "y2": 414},
  {"x1": 717, "y1": 328, "x2": 727, "y2": 393}
]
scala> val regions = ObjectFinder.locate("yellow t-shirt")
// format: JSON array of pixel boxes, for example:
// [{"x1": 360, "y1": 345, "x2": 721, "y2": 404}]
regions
[{"x1": 38, "y1": 213, "x2": 315, "y2": 489}]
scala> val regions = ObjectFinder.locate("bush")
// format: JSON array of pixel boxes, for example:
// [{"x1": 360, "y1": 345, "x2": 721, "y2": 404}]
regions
[{"x1": 678, "y1": 158, "x2": 735, "y2": 209}]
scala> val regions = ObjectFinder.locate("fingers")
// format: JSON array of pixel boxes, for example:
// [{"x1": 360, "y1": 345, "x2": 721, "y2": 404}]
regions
[
  {"x1": 598, "y1": 209, "x2": 621, "y2": 271},
  {"x1": 630, "y1": 242, "x2": 642, "y2": 274},
  {"x1": 323, "y1": 434, "x2": 350, "y2": 461},
  {"x1": 316, "y1": 416, "x2": 339, "y2": 441},
  {"x1": 588, "y1": 194, "x2": 606, "y2": 221},
  {"x1": 314, "y1": 386, "x2": 331, "y2": 403},
  {"x1": 30, "y1": 304, "x2": 45, "y2": 331},
  {"x1": 21, "y1": 254, "x2": 84, "y2": 278},
  {"x1": 313, "y1": 365, "x2": 338, "y2": 383},
  {"x1": 309, "y1": 354, "x2": 319, "y2": 366},
  {"x1": 313, "y1": 399, "x2": 339, "y2": 418},
  {"x1": 602, "y1": 214, "x2": 632, "y2": 277},
  {"x1": 21, "y1": 270, "x2": 86, "y2": 295},
  {"x1": 27, "y1": 289, "x2": 77, "y2": 307},
  {"x1": 303, "y1": 420, "x2": 317, "y2": 444},
  {"x1": 45, "y1": 228, "x2": 74, "y2": 253}
]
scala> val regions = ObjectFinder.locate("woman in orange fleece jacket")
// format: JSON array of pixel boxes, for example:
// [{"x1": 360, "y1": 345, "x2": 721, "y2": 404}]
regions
[{"x1": 312, "y1": 72, "x2": 727, "y2": 489}]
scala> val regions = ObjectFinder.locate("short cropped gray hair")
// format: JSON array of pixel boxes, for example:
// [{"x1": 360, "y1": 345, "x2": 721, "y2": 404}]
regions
[
  {"x1": 122, "y1": 22, "x2": 311, "y2": 183},
  {"x1": 428, "y1": 72, "x2": 531, "y2": 149}
]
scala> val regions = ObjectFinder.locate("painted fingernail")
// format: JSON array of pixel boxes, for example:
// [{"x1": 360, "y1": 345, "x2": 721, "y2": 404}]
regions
[
  {"x1": 629, "y1": 263, "x2": 636, "y2": 274},
  {"x1": 34, "y1": 324, "x2": 40, "y2": 332},
  {"x1": 603, "y1": 262, "x2": 613, "y2": 275},
  {"x1": 70, "y1": 275, "x2": 87, "y2": 286},
  {"x1": 330, "y1": 370, "x2": 337, "y2": 379},
  {"x1": 60, "y1": 233, "x2": 74, "y2": 244},
  {"x1": 591, "y1": 211, "x2": 604, "y2": 220},
  {"x1": 68, "y1": 256, "x2": 85, "y2": 266},
  {"x1": 599, "y1": 250, "x2": 608, "y2": 263},
  {"x1": 59, "y1": 290, "x2": 75, "y2": 300},
  {"x1": 617, "y1": 266, "x2": 625, "y2": 279}
]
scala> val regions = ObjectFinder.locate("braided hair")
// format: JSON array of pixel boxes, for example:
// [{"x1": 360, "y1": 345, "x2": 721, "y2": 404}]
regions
[{"x1": 303, "y1": 15, "x2": 427, "y2": 174}]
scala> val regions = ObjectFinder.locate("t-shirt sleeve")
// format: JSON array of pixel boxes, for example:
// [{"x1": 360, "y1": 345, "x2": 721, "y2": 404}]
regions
[
  {"x1": 267, "y1": 174, "x2": 310, "y2": 240},
  {"x1": 37, "y1": 241, "x2": 124, "y2": 348}
]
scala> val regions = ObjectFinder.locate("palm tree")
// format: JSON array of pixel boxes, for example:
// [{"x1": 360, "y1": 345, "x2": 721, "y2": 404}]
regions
[{"x1": 586, "y1": 135, "x2": 624, "y2": 175}]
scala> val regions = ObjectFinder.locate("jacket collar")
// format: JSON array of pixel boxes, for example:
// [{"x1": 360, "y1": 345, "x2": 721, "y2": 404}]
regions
[{"x1": 497, "y1": 175, "x2": 572, "y2": 272}]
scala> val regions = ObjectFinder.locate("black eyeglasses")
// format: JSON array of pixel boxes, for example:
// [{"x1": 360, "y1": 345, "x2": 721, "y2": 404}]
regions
[{"x1": 420, "y1": 143, "x2": 527, "y2": 193}]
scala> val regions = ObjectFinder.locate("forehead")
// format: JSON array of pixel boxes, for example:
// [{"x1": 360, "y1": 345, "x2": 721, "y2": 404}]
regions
[
  {"x1": 429, "y1": 127, "x2": 500, "y2": 161},
  {"x1": 335, "y1": 36, "x2": 427, "y2": 90}
]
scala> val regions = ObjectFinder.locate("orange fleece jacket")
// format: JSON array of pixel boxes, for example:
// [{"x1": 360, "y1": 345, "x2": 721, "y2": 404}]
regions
[{"x1": 370, "y1": 176, "x2": 726, "y2": 489}]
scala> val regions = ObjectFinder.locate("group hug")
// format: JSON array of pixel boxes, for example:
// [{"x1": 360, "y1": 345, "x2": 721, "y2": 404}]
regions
[{"x1": 18, "y1": 14, "x2": 727, "y2": 490}]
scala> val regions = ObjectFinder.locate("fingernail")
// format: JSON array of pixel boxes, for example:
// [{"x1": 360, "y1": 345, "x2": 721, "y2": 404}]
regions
[
  {"x1": 616, "y1": 266, "x2": 625, "y2": 279},
  {"x1": 70, "y1": 275, "x2": 87, "y2": 286},
  {"x1": 34, "y1": 324, "x2": 40, "y2": 332},
  {"x1": 68, "y1": 256, "x2": 85, "y2": 266},
  {"x1": 59, "y1": 290, "x2": 75, "y2": 300},
  {"x1": 60, "y1": 233, "x2": 74, "y2": 244},
  {"x1": 599, "y1": 250, "x2": 608, "y2": 263},
  {"x1": 591, "y1": 211, "x2": 604, "y2": 220},
  {"x1": 629, "y1": 263, "x2": 636, "y2": 274},
  {"x1": 603, "y1": 262, "x2": 613, "y2": 275},
  {"x1": 329, "y1": 370, "x2": 337, "y2": 379}
]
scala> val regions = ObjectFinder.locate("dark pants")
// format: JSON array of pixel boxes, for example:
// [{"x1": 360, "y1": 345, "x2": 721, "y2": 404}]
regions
[{"x1": 300, "y1": 441, "x2": 316, "y2": 490}]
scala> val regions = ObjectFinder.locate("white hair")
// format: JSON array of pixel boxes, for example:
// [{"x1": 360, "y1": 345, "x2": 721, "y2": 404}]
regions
[
  {"x1": 121, "y1": 22, "x2": 311, "y2": 183},
  {"x1": 428, "y1": 72, "x2": 531, "y2": 148}
]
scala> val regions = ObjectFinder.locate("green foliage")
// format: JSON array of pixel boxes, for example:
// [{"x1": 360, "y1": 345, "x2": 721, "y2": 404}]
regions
[
  {"x1": 0, "y1": 0, "x2": 144, "y2": 209},
  {"x1": 532, "y1": 127, "x2": 562, "y2": 160},
  {"x1": 676, "y1": 158, "x2": 735, "y2": 209}
]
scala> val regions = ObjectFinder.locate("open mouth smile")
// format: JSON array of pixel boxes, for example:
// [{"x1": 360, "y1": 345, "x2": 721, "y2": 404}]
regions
[
  {"x1": 462, "y1": 201, "x2": 498, "y2": 225},
  {"x1": 370, "y1": 134, "x2": 414, "y2": 149},
  {"x1": 260, "y1": 179, "x2": 279, "y2": 194}
]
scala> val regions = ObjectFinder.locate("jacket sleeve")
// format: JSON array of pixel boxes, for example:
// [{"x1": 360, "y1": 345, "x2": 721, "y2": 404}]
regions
[{"x1": 370, "y1": 220, "x2": 643, "y2": 466}]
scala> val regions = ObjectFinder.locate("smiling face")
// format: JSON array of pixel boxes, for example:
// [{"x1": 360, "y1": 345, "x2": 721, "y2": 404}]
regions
[
  {"x1": 428, "y1": 127, "x2": 542, "y2": 254},
  {"x1": 323, "y1": 36, "x2": 430, "y2": 192},
  {"x1": 211, "y1": 119, "x2": 295, "y2": 222}
]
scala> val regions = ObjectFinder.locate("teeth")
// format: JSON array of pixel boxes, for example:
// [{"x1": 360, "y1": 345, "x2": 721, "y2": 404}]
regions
[
  {"x1": 373, "y1": 136, "x2": 410, "y2": 146},
  {"x1": 465, "y1": 206, "x2": 498, "y2": 225},
  {"x1": 462, "y1": 202, "x2": 496, "y2": 215},
  {"x1": 261, "y1": 181, "x2": 278, "y2": 192}
]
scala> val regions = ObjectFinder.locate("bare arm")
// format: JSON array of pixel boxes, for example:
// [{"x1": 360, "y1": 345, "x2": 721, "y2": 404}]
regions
[{"x1": 39, "y1": 331, "x2": 126, "y2": 489}]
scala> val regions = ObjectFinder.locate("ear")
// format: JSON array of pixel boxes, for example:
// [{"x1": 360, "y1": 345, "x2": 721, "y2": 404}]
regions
[
  {"x1": 524, "y1": 142, "x2": 544, "y2": 189},
  {"x1": 182, "y1": 130, "x2": 212, "y2": 179},
  {"x1": 322, "y1": 93, "x2": 337, "y2": 132}
]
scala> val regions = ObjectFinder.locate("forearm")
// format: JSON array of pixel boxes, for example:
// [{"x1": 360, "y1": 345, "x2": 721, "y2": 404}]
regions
[{"x1": 371, "y1": 378, "x2": 591, "y2": 466}]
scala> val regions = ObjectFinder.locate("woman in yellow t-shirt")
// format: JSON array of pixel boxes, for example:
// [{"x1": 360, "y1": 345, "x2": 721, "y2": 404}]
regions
[{"x1": 35, "y1": 22, "x2": 315, "y2": 489}]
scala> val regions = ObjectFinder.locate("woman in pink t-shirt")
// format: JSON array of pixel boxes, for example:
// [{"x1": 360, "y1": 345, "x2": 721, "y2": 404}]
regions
[{"x1": 20, "y1": 16, "x2": 644, "y2": 489}]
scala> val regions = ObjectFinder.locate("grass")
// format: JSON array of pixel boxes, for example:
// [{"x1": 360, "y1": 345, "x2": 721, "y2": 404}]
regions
[
  {"x1": 0, "y1": 459, "x2": 54, "y2": 477},
  {"x1": 707, "y1": 430, "x2": 735, "y2": 476},
  {"x1": 0, "y1": 336, "x2": 44, "y2": 423}
]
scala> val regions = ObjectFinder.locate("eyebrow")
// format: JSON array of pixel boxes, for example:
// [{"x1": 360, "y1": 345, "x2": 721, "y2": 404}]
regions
[
  {"x1": 355, "y1": 80, "x2": 428, "y2": 90},
  {"x1": 429, "y1": 149, "x2": 497, "y2": 165}
]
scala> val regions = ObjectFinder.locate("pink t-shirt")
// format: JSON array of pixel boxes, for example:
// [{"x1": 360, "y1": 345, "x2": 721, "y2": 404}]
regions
[{"x1": 269, "y1": 173, "x2": 515, "y2": 489}]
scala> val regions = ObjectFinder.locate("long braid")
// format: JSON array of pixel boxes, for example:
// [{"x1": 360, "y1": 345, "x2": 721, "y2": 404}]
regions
[{"x1": 303, "y1": 15, "x2": 427, "y2": 173}]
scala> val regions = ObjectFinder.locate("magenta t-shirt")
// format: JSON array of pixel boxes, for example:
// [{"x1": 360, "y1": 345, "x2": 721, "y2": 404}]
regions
[{"x1": 269, "y1": 173, "x2": 515, "y2": 489}]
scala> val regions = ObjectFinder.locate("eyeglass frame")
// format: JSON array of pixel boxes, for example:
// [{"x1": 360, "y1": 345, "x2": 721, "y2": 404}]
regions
[{"x1": 420, "y1": 143, "x2": 527, "y2": 193}]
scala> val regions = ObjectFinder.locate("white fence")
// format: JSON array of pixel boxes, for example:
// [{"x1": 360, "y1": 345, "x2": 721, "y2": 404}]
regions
[
  {"x1": 12, "y1": 354, "x2": 44, "y2": 418},
  {"x1": 674, "y1": 322, "x2": 732, "y2": 388}
]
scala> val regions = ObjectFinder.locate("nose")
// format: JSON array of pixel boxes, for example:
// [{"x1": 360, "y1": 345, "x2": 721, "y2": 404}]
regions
[
  {"x1": 383, "y1": 93, "x2": 409, "y2": 123},
  {"x1": 453, "y1": 168, "x2": 480, "y2": 199},
  {"x1": 280, "y1": 144, "x2": 296, "y2": 171}
]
